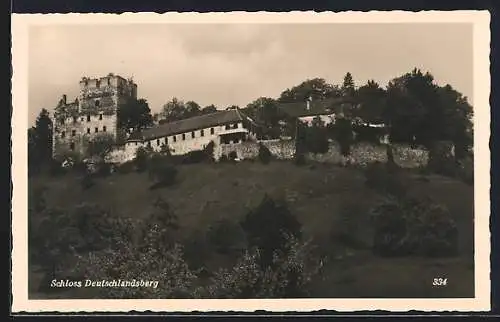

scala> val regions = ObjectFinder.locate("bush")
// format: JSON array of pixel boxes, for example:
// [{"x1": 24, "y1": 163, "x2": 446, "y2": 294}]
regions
[
  {"x1": 148, "y1": 155, "x2": 178, "y2": 189},
  {"x1": 370, "y1": 195, "x2": 459, "y2": 257},
  {"x1": 182, "y1": 230, "x2": 212, "y2": 270},
  {"x1": 206, "y1": 218, "x2": 246, "y2": 255},
  {"x1": 206, "y1": 237, "x2": 323, "y2": 298},
  {"x1": 258, "y1": 144, "x2": 272, "y2": 164},
  {"x1": 333, "y1": 117, "x2": 354, "y2": 156},
  {"x1": 240, "y1": 195, "x2": 302, "y2": 268},
  {"x1": 134, "y1": 147, "x2": 150, "y2": 172}
]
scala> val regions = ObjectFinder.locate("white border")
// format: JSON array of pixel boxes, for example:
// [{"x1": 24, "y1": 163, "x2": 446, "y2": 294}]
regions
[{"x1": 11, "y1": 11, "x2": 491, "y2": 313}]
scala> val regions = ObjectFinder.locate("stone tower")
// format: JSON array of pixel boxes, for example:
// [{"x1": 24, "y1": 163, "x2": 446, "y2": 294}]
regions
[{"x1": 52, "y1": 73, "x2": 138, "y2": 160}]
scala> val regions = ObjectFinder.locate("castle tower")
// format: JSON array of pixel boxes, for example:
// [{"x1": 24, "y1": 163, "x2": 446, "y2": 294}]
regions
[{"x1": 52, "y1": 74, "x2": 138, "y2": 160}]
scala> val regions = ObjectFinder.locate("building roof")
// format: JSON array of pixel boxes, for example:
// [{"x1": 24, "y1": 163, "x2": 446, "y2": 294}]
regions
[
  {"x1": 278, "y1": 97, "x2": 356, "y2": 118},
  {"x1": 128, "y1": 109, "x2": 245, "y2": 142}
]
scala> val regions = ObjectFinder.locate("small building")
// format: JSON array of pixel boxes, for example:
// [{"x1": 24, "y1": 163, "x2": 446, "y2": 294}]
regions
[{"x1": 277, "y1": 96, "x2": 358, "y2": 127}]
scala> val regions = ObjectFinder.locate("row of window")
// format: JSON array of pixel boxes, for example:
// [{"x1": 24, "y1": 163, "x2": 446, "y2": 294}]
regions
[
  {"x1": 60, "y1": 126, "x2": 107, "y2": 138},
  {"x1": 61, "y1": 113, "x2": 105, "y2": 125}
]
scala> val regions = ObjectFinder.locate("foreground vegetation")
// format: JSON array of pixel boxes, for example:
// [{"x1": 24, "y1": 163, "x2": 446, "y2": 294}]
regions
[{"x1": 29, "y1": 154, "x2": 474, "y2": 299}]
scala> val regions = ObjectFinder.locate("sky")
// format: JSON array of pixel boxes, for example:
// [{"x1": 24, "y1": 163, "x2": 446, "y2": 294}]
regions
[{"x1": 28, "y1": 23, "x2": 473, "y2": 125}]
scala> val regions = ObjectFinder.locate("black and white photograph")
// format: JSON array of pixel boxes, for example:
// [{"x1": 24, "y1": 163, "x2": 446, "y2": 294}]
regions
[{"x1": 11, "y1": 11, "x2": 490, "y2": 312}]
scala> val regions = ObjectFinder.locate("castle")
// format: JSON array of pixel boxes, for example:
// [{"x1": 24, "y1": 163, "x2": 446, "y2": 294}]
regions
[
  {"x1": 52, "y1": 74, "x2": 415, "y2": 166},
  {"x1": 52, "y1": 74, "x2": 263, "y2": 162},
  {"x1": 52, "y1": 74, "x2": 137, "y2": 159}
]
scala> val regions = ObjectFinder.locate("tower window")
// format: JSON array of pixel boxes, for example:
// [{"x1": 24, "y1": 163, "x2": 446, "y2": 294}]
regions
[
  {"x1": 210, "y1": 128, "x2": 215, "y2": 135},
  {"x1": 157, "y1": 139, "x2": 160, "y2": 146},
  {"x1": 200, "y1": 129, "x2": 204, "y2": 137},
  {"x1": 191, "y1": 131, "x2": 195, "y2": 139},
  {"x1": 182, "y1": 134, "x2": 186, "y2": 141},
  {"x1": 71, "y1": 130, "x2": 76, "y2": 137},
  {"x1": 99, "y1": 113, "x2": 103, "y2": 120},
  {"x1": 103, "y1": 126, "x2": 107, "y2": 132},
  {"x1": 87, "y1": 128, "x2": 90, "y2": 134},
  {"x1": 165, "y1": 137, "x2": 168, "y2": 144},
  {"x1": 95, "y1": 127, "x2": 98, "y2": 133},
  {"x1": 173, "y1": 136, "x2": 177, "y2": 143},
  {"x1": 70, "y1": 142, "x2": 75, "y2": 151},
  {"x1": 87, "y1": 114, "x2": 91, "y2": 122}
]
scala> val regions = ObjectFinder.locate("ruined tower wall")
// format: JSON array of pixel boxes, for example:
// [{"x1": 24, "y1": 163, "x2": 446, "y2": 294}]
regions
[{"x1": 52, "y1": 74, "x2": 137, "y2": 160}]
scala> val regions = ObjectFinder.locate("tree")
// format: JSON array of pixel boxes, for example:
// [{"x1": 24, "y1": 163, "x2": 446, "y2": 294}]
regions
[
  {"x1": 355, "y1": 80, "x2": 387, "y2": 123},
  {"x1": 341, "y1": 72, "x2": 356, "y2": 98},
  {"x1": 303, "y1": 125, "x2": 329, "y2": 155},
  {"x1": 86, "y1": 133, "x2": 115, "y2": 159},
  {"x1": 333, "y1": 117, "x2": 354, "y2": 156},
  {"x1": 278, "y1": 78, "x2": 340, "y2": 103},
  {"x1": 201, "y1": 104, "x2": 218, "y2": 115},
  {"x1": 240, "y1": 195, "x2": 302, "y2": 268},
  {"x1": 161, "y1": 98, "x2": 188, "y2": 122},
  {"x1": 384, "y1": 68, "x2": 473, "y2": 153},
  {"x1": 28, "y1": 109, "x2": 53, "y2": 164},
  {"x1": 185, "y1": 101, "x2": 202, "y2": 118},
  {"x1": 245, "y1": 97, "x2": 282, "y2": 129},
  {"x1": 117, "y1": 98, "x2": 153, "y2": 132}
]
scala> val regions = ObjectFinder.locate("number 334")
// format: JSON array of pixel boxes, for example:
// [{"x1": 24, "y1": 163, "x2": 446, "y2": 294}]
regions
[{"x1": 433, "y1": 278, "x2": 448, "y2": 286}]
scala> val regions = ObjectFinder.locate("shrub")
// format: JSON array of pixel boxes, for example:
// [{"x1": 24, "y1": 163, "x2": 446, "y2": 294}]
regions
[
  {"x1": 206, "y1": 237, "x2": 323, "y2": 298},
  {"x1": 240, "y1": 195, "x2": 302, "y2": 268},
  {"x1": 182, "y1": 150, "x2": 207, "y2": 164},
  {"x1": 182, "y1": 230, "x2": 212, "y2": 270},
  {"x1": 333, "y1": 117, "x2": 354, "y2": 156},
  {"x1": 370, "y1": 195, "x2": 459, "y2": 257},
  {"x1": 74, "y1": 242, "x2": 200, "y2": 299},
  {"x1": 206, "y1": 218, "x2": 247, "y2": 255},
  {"x1": 303, "y1": 126, "x2": 330, "y2": 155},
  {"x1": 258, "y1": 144, "x2": 272, "y2": 164},
  {"x1": 428, "y1": 141, "x2": 460, "y2": 177},
  {"x1": 134, "y1": 147, "x2": 150, "y2": 172},
  {"x1": 148, "y1": 155, "x2": 178, "y2": 189}
]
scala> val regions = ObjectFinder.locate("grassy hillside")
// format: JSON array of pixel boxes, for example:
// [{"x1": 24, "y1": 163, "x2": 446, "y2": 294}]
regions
[{"x1": 28, "y1": 160, "x2": 475, "y2": 298}]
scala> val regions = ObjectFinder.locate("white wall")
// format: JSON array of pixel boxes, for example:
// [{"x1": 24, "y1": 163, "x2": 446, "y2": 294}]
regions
[
  {"x1": 121, "y1": 121, "x2": 243, "y2": 161},
  {"x1": 298, "y1": 114, "x2": 336, "y2": 126}
]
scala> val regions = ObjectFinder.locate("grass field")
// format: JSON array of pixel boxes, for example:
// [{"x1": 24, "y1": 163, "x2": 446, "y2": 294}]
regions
[{"x1": 28, "y1": 160, "x2": 475, "y2": 298}]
